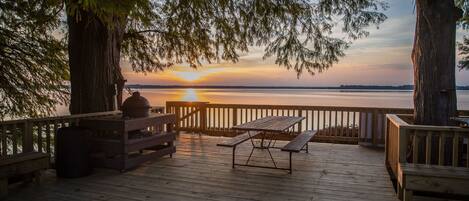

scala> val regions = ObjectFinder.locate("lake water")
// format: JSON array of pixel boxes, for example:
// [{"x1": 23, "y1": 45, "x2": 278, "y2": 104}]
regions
[
  {"x1": 55, "y1": 88, "x2": 469, "y2": 115},
  {"x1": 136, "y1": 88, "x2": 469, "y2": 109}
]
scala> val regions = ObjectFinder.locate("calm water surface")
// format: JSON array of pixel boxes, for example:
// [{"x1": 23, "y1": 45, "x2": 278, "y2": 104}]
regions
[
  {"x1": 138, "y1": 88, "x2": 469, "y2": 109},
  {"x1": 54, "y1": 89, "x2": 469, "y2": 115}
]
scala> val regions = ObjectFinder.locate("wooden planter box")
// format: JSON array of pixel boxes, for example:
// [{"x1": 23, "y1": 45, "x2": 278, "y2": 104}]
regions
[
  {"x1": 385, "y1": 114, "x2": 469, "y2": 200},
  {"x1": 80, "y1": 113, "x2": 177, "y2": 171}
]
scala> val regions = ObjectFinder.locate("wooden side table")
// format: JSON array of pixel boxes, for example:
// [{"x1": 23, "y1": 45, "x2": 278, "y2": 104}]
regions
[{"x1": 80, "y1": 113, "x2": 177, "y2": 171}]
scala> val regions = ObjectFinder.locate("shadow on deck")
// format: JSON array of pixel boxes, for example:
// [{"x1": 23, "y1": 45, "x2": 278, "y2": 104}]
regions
[{"x1": 5, "y1": 133, "x2": 398, "y2": 201}]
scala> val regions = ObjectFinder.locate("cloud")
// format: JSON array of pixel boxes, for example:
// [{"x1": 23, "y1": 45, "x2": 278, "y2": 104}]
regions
[
  {"x1": 349, "y1": 15, "x2": 415, "y2": 50},
  {"x1": 372, "y1": 63, "x2": 411, "y2": 70}
]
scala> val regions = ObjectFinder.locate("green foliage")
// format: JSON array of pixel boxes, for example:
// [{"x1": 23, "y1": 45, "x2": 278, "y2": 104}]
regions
[
  {"x1": 456, "y1": 0, "x2": 469, "y2": 70},
  {"x1": 458, "y1": 36, "x2": 469, "y2": 70},
  {"x1": 456, "y1": 0, "x2": 469, "y2": 29},
  {"x1": 66, "y1": 0, "x2": 153, "y2": 28},
  {"x1": 1, "y1": 0, "x2": 387, "y2": 118},
  {"x1": 118, "y1": 0, "x2": 387, "y2": 76},
  {"x1": 0, "y1": 0, "x2": 69, "y2": 119}
]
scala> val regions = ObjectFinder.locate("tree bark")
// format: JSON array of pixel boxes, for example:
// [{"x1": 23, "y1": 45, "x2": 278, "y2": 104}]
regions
[
  {"x1": 412, "y1": 0, "x2": 461, "y2": 126},
  {"x1": 67, "y1": 9, "x2": 126, "y2": 114}
]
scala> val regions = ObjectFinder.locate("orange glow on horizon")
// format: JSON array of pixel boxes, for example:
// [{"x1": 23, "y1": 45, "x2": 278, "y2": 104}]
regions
[
  {"x1": 116, "y1": 3, "x2": 469, "y2": 87},
  {"x1": 122, "y1": 63, "x2": 418, "y2": 86},
  {"x1": 171, "y1": 68, "x2": 227, "y2": 83}
]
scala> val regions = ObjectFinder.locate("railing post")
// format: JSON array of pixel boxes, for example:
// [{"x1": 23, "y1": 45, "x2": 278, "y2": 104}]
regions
[
  {"x1": 452, "y1": 133, "x2": 459, "y2": 167},
  {"x1": 384, "y1": 118, "x2": 389, "y2": 164},
  {"x1": 398, "y1": 127, "x2": 408, "y2": 163},
  {"x1": 166, "y1": 101, "x2": 182, "y2": 135},
  {"x1": 175, "y1": 104, "x2": 181, "y2": 134},
  {"x1": 372, "y1": 110, "x2": 378, "y2": 146},
  {"x1": 232, "y1": 108, "x2": 238, "y2": 126},
  {"x1": 298, "y1": 109, "x2": 303, "y2": 133},
  {"x1": 23, "y1": 121, "x2": 33, "y2": 153},
  {"x1": 200, "y1": 102, "x2": 208, "y2": 133},
  {"x1": 165, "y1": 102, "x2": 171, "y2": 114}
]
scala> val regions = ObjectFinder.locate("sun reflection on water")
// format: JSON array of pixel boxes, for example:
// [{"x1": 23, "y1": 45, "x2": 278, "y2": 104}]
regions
[{"x1": 180, "y1": 88, "x2": 200, "y2": 102}]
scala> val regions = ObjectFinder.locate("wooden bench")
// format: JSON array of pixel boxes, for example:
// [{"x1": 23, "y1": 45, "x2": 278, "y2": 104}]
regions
[
  {"x1": 397, "y1": 163, "x2": 469, "y2": 201},
  {"x1": 217, "y1": 131, "x2": 261, "y2": 168},
  {"x1": 281, "y1": 130, "x2": 317, "y2": 173},
  {"x1": 0, "y1": 152, "x2": 49, "y2": 197}
]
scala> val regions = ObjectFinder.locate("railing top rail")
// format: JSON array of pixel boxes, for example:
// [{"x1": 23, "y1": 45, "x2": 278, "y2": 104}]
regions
[
  {"x1": 198, "y1": 103, "x2": 414, "y2": 112},
  {"x1": 0, "y1": 111, "x2": 121, "y2": 125},
  {"x1": 387, "y1": 114, "x2": 469, "y2": 133},
  {"x1": 387, "y1": 114, "x2": 410, "y2": 128},
  {"x1": 1, "y1": 106, "x2": 167, "y2": 125},
  {"x1": 403, "y1": 125, "x2": 469, "y2": 133},
  {"x1": 167, "y1": 101, "x2": 469, "y2": 114}
]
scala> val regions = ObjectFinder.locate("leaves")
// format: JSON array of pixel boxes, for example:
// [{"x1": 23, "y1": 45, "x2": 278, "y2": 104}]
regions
[
  {"x1": 1, "y1": 0, "x2": 387, "y2": 118},
  {"x1": 458, "y1": 36, "x2": 469, "y2": 70},
  {"x1": 456, "y1": 0, "x2": 469, "y2": 70},
  {"x1": 118, "y1": 0, "x2": 387, "y2": 77},
  {"x1": 65, "y1": 0, "x2": 153, "y2": 30},
  {"x1": 456, "y1": 0, "x2": 469, "y2": 29},
  {"x1": 0, "y1": 0, "x2": 69, "y2": 119}
]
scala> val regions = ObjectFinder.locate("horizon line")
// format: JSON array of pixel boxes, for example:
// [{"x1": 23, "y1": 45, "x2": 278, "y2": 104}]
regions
[{"x1": 125, "y1": 84, "x2": 469, "y2": 90}]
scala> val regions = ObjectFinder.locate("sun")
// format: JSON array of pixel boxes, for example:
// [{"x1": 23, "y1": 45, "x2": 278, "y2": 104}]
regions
[
  {"x1": 172, "y1": 68, "x2": 225, "y2": 82},
  {"x1": 173, "y1": 71, "x2": 206, "y2": 82}
]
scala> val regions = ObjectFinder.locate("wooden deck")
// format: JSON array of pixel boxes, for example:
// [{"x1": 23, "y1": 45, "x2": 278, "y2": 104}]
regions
[{"x1": 5, "y1": 133, "x2": 399, "y2": 201}]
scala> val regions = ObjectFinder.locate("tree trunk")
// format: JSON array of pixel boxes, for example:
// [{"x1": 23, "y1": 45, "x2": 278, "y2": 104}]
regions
[
  {"x1": 412, "y1": 0, "x2": 461, "y2": 126},
  {"x1": 67, "y1": 9, "x2": 126, "y2": 114}
]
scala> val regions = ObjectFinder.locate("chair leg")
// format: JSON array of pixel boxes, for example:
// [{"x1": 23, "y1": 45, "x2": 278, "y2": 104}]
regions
[
  {"x1": 397, "y1": 184, "x2": 403, "y2": 200},
  {"x1": 289, "y1": 152, "x2": 292, "y2": 174},
  {"x1": 306, "y1": 142, "x2": 309, "y2": 153},
  {"x1": 232, "y1": 146, "x2": 236, "y2": 168},
  {"x1": 33, "y1": 171, "x2": 42, "y2": 185},
  {"x1": 169, "y1": 141, "x2": 174, "y2": 158},
  {"x1": 403, "y1": 189, "x2": 413, "y2": 201},
  {"x1": 0, "y1": 178, "x2": 7, "y2": 197}
]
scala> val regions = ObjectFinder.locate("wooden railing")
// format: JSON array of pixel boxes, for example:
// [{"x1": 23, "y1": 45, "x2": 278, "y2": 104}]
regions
[
  {"x1": 385, "y1": 114, "x2": 469, "y2": 180},
  {"x1": 0, "y1": 107, "x2": 164, "y2": 161},
  {"x1": 166, "y1": 101, "x2": 415, "y2": 146}
]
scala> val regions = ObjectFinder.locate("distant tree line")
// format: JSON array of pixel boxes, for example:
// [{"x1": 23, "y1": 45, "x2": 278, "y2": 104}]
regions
[{"x1": 125, "y1": 84, "x2": 469, "y2": 90}]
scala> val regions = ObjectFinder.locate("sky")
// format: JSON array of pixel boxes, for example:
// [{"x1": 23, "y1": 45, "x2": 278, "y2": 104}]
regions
[{"x1": 122, "y1": 0, "x2": 469, "y2": 87}]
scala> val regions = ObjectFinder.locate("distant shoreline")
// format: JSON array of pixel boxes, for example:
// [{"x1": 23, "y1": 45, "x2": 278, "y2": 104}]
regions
[{"x1": 126, "y1": 84, "x2": 469, "y2": 90}]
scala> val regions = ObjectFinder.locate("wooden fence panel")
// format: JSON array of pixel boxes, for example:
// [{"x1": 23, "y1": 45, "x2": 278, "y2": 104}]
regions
[{"x1": 166, "y1": 102, "x2": 418, "y2": 145}]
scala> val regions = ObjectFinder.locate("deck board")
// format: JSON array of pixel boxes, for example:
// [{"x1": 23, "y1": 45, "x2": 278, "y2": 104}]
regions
[{"x1": 4, "y1": 133, "x2": 404, "y2": 201}]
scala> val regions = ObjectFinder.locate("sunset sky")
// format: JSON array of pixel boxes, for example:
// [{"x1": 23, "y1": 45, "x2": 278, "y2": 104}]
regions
[{"x1": 122, "y1": 0, "x2": 469, "y2": 86}]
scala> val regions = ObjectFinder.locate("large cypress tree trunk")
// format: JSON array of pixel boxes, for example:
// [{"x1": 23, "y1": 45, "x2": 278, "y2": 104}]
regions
[
  {"x1": 67, "y1": 10, "x2": 126, "y2": 114},
  {"x1": 412, "y1": 0, "x2": 461, "y2": 126}
]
